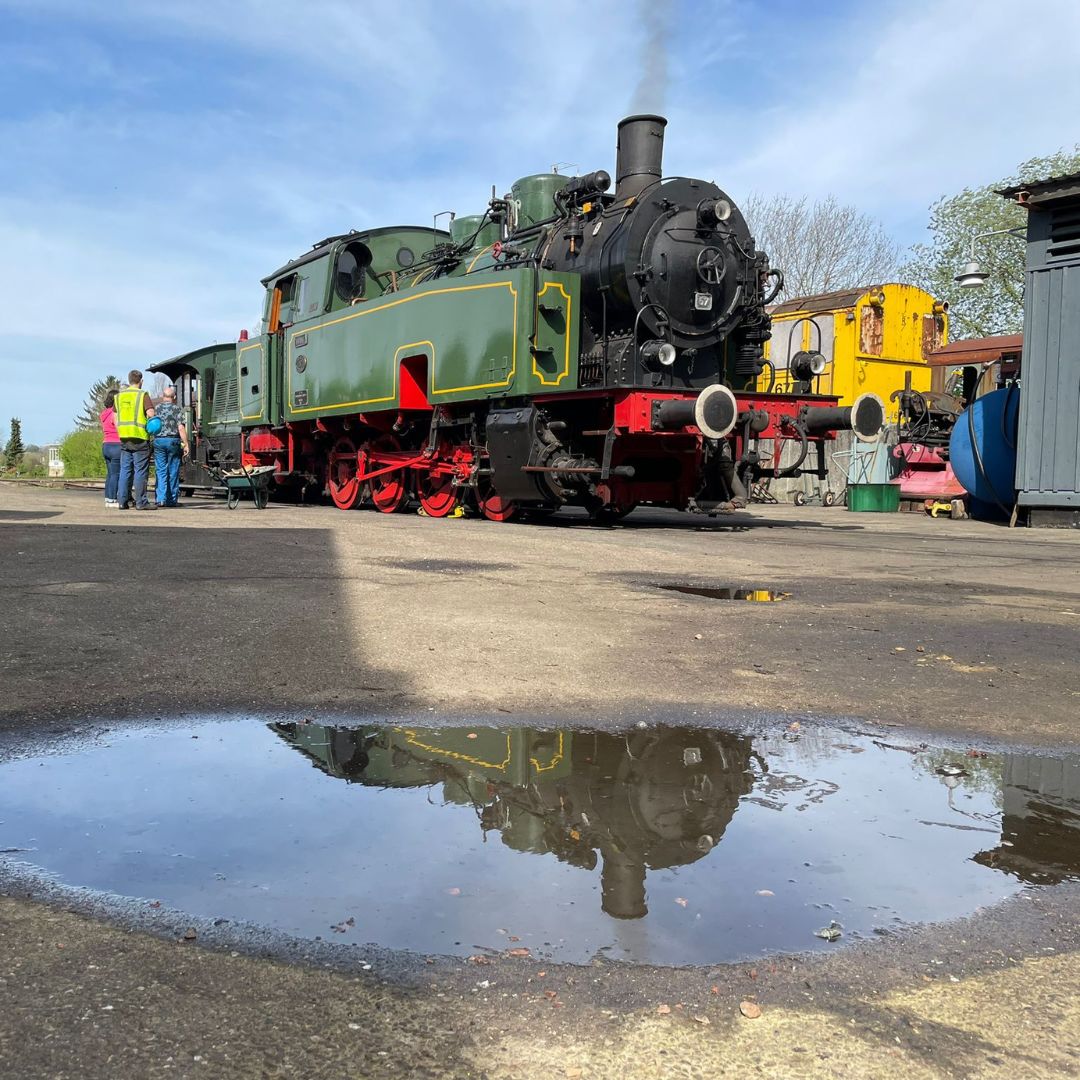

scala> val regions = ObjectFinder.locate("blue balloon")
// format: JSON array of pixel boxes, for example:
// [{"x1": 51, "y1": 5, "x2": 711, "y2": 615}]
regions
[
  {"x1": 949, "y1": 387, "x2": 1020, "y2": 517},
  {"x1": 146, "y1": 416, "x2": 163, "y2": 435}
]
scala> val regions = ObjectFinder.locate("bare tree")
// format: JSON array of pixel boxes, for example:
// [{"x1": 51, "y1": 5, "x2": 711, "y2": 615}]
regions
[
  {"x1": 148, "y1": 372, "x2": 171, "y2": 401},
  {"x1": 742, "y1": 193, "x2": 900, "y2": 299}
]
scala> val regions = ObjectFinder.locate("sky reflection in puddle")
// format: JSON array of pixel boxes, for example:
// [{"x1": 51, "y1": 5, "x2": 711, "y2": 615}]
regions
[{"x1": 0, "y1": 719, "x2": 1077, "y2": 965}]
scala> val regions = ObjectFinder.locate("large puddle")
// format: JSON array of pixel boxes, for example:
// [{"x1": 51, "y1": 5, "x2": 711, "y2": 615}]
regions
[{"x1": 1, "y1": 719, "x2": 1078, "y2": 965}]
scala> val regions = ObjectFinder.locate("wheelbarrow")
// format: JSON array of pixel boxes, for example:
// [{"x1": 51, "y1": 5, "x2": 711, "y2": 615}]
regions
[{"x1": 219, "y1": 465, "x2": 276, "y2": 509}]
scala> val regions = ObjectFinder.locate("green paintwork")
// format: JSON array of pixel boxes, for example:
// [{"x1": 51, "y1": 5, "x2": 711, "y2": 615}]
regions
[
  {"x1": 150, "y1": 342, "x2": 240, "y2": 436},
  {"x1": 238, "y1": 339, "x2": 266, "y2": 424},
  {"x1": 268, "y1": 266, "x2": 581, "y2": 420},
  {"x1": 168, "y1": 225, "x2": 582, "y2": 429},
  {"x1": 261, "y1": 227, "x2": 449, "y2": 319},
  {"x1": 284, "y1": 272, "x2": 523, "y2": 417},
  {"x1": 531, "y1": 272, "x2": 579, "y2": 391},
  {"x1": 449, "y1": 214, "x2": 501, "y2": 250},
  {"x1": 510, "y1": 173, "x2": 568, "y2": 228}
]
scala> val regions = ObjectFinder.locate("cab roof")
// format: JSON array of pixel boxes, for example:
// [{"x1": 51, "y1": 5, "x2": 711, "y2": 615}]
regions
[{"x1": 260, "y1": 225, "x2": 451, "y2": 285}]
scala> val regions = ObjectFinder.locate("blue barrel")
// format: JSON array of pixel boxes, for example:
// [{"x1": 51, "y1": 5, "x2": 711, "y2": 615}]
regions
[{"x1": 949, "y1": 387, "x2": 1020, "y2": 518}]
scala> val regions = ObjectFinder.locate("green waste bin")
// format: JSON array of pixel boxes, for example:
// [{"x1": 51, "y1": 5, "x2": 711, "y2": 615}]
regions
[{"x1": 847, "y1": 483, "x2": 901, "y2": 512}]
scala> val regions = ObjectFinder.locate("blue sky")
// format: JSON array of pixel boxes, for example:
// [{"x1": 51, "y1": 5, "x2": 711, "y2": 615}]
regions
[{"x1": 1, "y1": 0, "x2": 1078, "y2": 444}]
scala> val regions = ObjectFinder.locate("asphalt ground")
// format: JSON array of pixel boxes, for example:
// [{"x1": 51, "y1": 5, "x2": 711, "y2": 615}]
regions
[{"x1": 2, "y1": 485, "x2": 1079, "y2": 1078}]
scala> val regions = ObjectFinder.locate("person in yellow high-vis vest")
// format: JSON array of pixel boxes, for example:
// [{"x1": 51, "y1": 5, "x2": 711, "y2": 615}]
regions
[{"x1": 115, "y1": 370, "x2": 157, "y2": 510}]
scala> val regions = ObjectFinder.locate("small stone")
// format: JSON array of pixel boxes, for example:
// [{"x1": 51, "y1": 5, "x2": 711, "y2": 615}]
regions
[{"x1": 740, "y1": 1000, "x2": 762, "y2": 1019}]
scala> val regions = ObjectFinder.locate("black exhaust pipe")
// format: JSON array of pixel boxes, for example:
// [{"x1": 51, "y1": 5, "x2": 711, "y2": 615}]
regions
[{"x1": 615, "y1": 114, "x2": 667, "y2": 201}]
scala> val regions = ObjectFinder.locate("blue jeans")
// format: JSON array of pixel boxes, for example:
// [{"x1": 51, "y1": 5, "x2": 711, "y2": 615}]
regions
[
  {"x1": 102, "y1": 442, "x2": 121, "y2": 501},
  {"x1": 118, "y1": 443, "x2": 150, "y2": 508},
  {"x1": 154, "y1": 437, "x2": 183, "y2": 506}
]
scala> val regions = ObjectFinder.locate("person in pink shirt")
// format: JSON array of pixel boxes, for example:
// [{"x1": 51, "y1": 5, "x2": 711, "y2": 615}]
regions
[{"x1": 100, "y1": 389, "x2": 121, "y2": 508}]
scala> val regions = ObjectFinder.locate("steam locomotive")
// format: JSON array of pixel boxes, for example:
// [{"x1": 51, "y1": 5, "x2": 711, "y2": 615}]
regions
[
  {"x1": 153, "y1": 115, "x2": 884, "y2": 519},
  {"x1": 272, "y1": 721, "x2": 755, "y2": 920}
]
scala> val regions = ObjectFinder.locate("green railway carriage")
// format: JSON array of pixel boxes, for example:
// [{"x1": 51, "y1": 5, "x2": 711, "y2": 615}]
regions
[{"x1": 154, "y1": 115, "x2": 883, "y2": 519}]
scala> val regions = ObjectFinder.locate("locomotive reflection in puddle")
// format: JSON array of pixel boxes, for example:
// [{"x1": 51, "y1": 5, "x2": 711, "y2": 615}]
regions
[{"x1": 270, "y1": 722, "x2": 756, "y2": 919}]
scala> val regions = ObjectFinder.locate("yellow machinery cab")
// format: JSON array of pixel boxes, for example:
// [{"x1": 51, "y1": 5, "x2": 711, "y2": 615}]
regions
[{"x1": 760, "y1": 283, "x2": 948, "y2": 416}]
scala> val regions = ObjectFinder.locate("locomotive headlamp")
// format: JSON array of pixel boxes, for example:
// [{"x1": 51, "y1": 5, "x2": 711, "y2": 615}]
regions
[
  {"x1": 697, "y1": 198, "x2": 732, "y2": 227},
  {"x1": 790, "y1": 350, "x2": 827, "y2": 381},
  {"x1": 641, "y1": 340, "x2": 677, "y2": 368}
]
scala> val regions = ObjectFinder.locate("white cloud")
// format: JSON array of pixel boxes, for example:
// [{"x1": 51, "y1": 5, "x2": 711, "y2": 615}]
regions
[
  {"x1": 2, "y1": 0, "x2": 1077, "y2": 442},
  {"x1": 682, "y1": 0, "x2": 1080, "y2": 221}
]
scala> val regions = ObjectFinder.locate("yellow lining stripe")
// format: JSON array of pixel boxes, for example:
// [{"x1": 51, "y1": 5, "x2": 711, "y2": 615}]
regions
[
  {"x1": 531, "y1": 280, "x2": 573, "y2": 387},
  {"x1": 287, "y1": 280, "x2": 518, "y2": 414},
  {"x1": 238, "y1": 341, "x2": 265, "y2": 421},
  {"x1": 466, "y1": 245, "x2": 493, "y2": 273},
  {"x1": 397, "y1": 729, "x2": 565, "y2": 773}
]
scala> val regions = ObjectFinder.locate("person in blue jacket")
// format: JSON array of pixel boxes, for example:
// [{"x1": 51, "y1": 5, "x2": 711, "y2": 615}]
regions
[{"x1": 151, "y1": 384, "x2": 189, "y2": 508}]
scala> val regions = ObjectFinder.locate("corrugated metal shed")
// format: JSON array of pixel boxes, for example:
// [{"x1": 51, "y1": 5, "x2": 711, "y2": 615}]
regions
[{"x1": 1002, "y1": 175, "x2": 1080, "y2": 518}]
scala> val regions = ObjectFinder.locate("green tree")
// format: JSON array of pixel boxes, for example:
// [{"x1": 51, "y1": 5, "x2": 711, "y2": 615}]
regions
[
  {"x1": 20, "y1": 450, "x2": 48, "y2": 478},
  {"x1": 3, "y1": 418, "x2": 25, "y2": 471},
  {"x1": 903, "y1": 146, "x2": 1080, "y2": 339},
  {"x1": 74, "y1": 375, "x2": 121, "y2": 429},
  {"x1": 58, "y1": 429, "x2": 108, "y2": 479}
]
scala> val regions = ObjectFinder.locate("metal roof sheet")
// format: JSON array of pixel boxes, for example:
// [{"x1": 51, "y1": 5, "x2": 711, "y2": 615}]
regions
[
  {"x1": 928, "y1": 334, "x2": 1023, "y2": 367},
  {"x1": 999, "y1": 171, "x2": 1080, "y2": 203},
  {"x1": 770, "y1": 286, "x2": 884, "y2": 316}
]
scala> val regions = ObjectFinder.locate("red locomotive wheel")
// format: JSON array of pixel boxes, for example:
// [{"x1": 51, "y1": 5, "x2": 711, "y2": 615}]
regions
[
  {"x1": 371, "y1": 475, "x2": 408, "y2": 513},
  {"x1": 328, "y1": 437, "x2": 362, "y2": 510},
  {"x1": 478, "y1": 484, "x2": 517, "y2": 522},
  {"x1": 367, "y1": 434, "x2": 409, "y2": 514},
  {"x1": 418, "y1": 471, "x2": 458, "y2": 518}
]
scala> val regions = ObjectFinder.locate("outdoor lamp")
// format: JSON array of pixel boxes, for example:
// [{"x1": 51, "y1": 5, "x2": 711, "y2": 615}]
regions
[
  {"x1": 954, "y1": 227, "x2": 1025, "y2": 289},
  {"x1": 955, "y1": 260, "x2": 988, "y2": 289}
]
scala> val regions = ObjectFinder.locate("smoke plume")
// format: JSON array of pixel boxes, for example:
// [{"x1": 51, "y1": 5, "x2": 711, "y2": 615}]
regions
[{"x1": 630, "y1": 0, "x2": 673, "y2": 114}]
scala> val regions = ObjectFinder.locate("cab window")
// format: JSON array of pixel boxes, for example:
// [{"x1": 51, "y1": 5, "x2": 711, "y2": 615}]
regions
[{"x1": 335, "y1": 243, "x2": 371, "y2": 304}]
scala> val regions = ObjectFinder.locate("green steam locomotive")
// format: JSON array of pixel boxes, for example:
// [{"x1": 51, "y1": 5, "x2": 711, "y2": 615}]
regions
[{"x1": 152, "y1": 115, "x2": 883, "y2": 520}]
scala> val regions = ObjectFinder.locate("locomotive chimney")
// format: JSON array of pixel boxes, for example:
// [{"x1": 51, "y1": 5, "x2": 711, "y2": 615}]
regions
[{"x1": 615, "y1": 114, "x2": 667, "y2": 201}]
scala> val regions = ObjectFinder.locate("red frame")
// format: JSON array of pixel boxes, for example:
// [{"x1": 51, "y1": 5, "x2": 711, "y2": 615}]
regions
[{"x1": 237, "y1": 385, "x2": 843, "y2": 511}]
